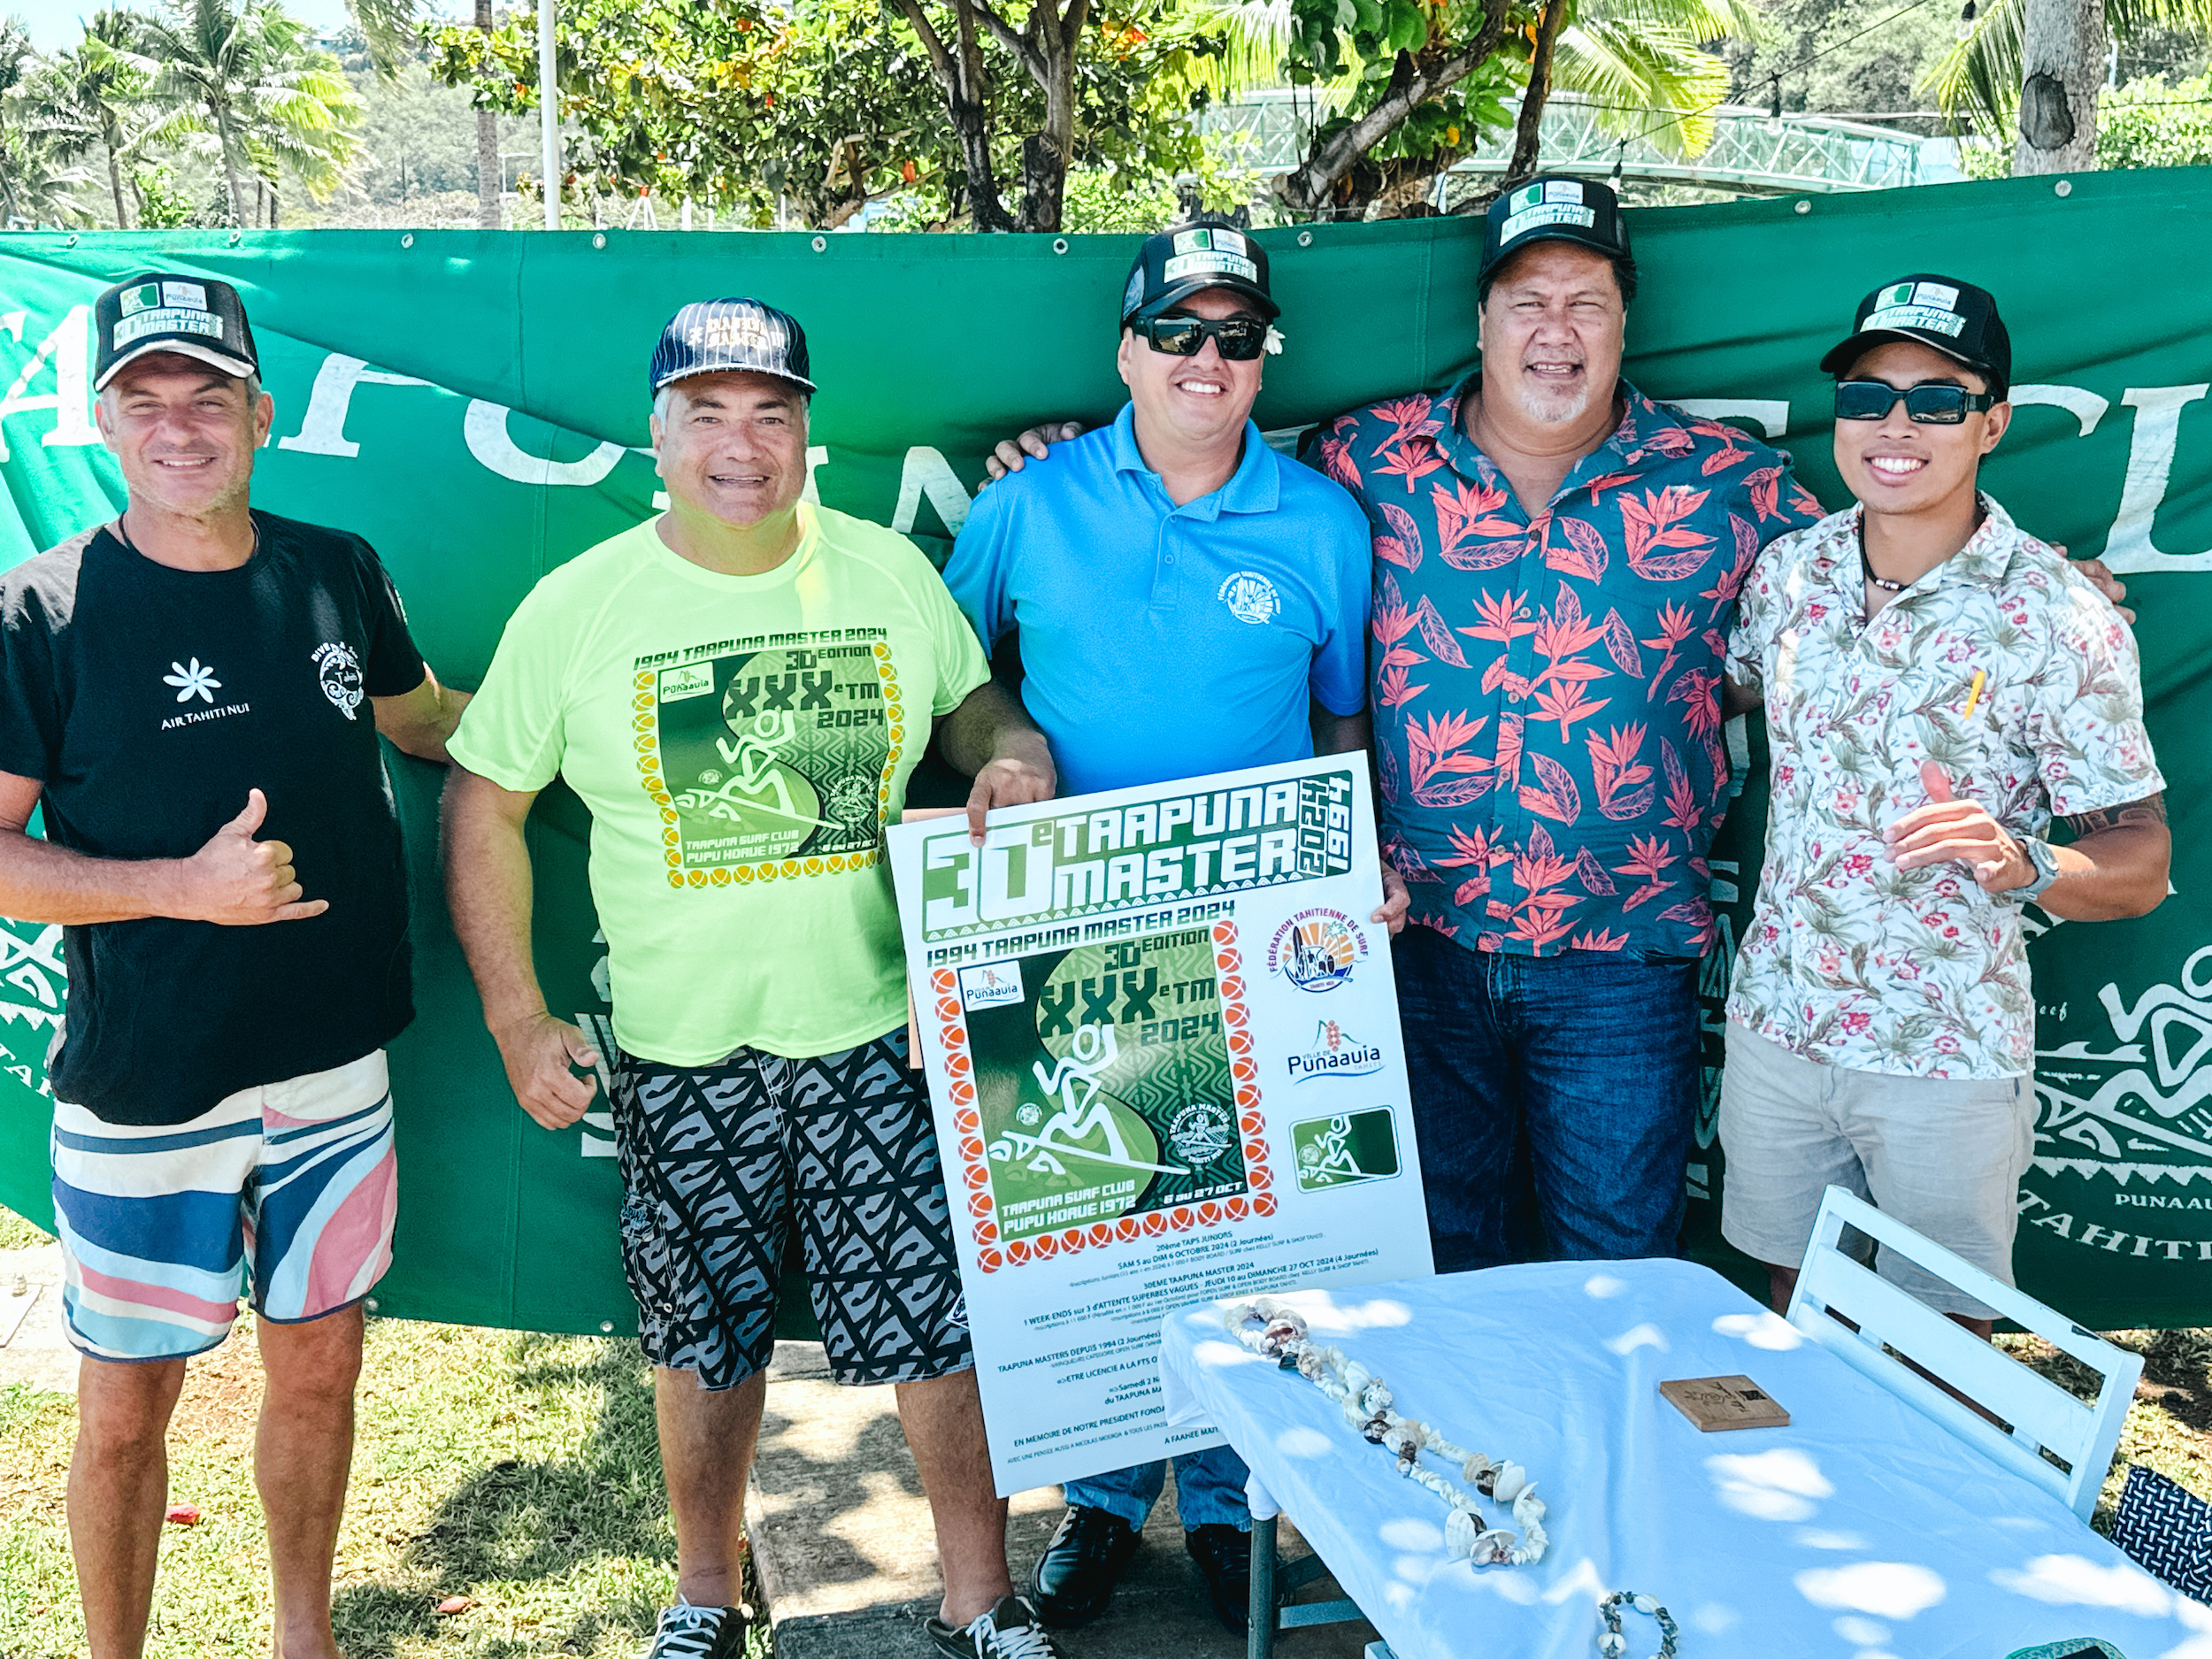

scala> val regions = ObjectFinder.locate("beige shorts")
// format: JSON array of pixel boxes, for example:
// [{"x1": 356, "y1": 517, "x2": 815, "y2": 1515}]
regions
[{"x1": 1717, "y1": 1023, "x2": 2033, "y2": 1319}]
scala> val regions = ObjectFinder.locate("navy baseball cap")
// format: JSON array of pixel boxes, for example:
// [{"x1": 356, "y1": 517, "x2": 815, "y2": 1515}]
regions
[
  {"x1": 93, "y1": 273, "x2": 258, "y2": 392},
  {"x1": 649, "y1": 298, "x2": 816, "y2": 397},
  {"x1": 1120, "y1": 220, "x2": 1277, "y2": 325},
  {"x1": 1820, "y1": 274, "x2": 2012, "y2": 400},
  {"x1": 1477, "y1": 176, "x2": 1632, "y2": 296}
]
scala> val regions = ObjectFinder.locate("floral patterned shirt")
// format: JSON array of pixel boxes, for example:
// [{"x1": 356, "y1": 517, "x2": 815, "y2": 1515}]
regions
[
  {"x1": 1724, "y1": 497, "x2": 2165, "y2": 1079},
  {"x1": 1311, "y1": 376, "x2": 1823, "y2": 956}
]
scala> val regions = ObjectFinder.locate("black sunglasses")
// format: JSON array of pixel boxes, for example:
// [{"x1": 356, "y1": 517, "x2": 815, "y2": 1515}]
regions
[
  {"x1": 1834, "y1": 379, "x2": 1997, "y2": 425},
  {"x1": 1137, "y1": 314, "x2": 1269, "y2": 360}
]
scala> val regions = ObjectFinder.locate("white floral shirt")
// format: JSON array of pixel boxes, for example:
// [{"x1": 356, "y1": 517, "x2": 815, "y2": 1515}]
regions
[{"x1": 1724, "y1": 496, "x2": 2163, "y2": 1079}]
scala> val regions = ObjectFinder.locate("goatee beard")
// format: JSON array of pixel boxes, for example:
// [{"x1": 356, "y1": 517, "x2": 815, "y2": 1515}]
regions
[{"x1": 1517, "y1": 380, "x2": 1591, "y2": 425}]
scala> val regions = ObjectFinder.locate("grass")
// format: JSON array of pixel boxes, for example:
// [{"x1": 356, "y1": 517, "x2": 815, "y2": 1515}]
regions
[
  {"x1": 1, "y1": 1198, "x2": 2206, "y2": 1657},
  {"x1": 0, "y1": 1206, "x2": 767, "y2": 1659}
]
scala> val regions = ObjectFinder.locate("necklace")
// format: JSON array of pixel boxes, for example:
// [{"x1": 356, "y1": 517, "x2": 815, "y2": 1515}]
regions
[
  {"x1": 1223, "y1": 1298, "x2": 1549, "y2": 1565},
  {"x1": 1600, "y1": 1590, "x2": 1679, "y2": 1658},
  {"x1": 1855, "y1": 519, "x2": 1908, "y2": 593}
]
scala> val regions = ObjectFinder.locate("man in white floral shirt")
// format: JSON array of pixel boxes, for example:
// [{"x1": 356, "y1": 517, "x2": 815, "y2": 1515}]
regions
[{"x1": 1719, "y1": 274, "x2": 2170, "y2": 1332}]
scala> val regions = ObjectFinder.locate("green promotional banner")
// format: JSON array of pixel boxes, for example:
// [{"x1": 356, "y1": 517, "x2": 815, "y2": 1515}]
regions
[{"x1": 0, "y1": 168, "x2": 2206, "y2": 1333}]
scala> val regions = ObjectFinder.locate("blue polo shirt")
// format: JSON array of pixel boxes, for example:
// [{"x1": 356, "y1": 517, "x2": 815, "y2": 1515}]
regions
[{"x1": 944, "y1": 403, "x2": 1371, "y2": 796}]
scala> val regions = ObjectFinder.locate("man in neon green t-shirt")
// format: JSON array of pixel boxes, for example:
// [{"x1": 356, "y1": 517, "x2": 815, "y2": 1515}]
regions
[{"x1": 442, "y1": 299, "x2": 1061, "y2": 1659}]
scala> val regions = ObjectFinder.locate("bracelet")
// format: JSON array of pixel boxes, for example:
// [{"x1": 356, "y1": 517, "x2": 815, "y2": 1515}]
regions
[{"x1": 1599, "y1": 1590, "x2": 1678, "y2": 1659}]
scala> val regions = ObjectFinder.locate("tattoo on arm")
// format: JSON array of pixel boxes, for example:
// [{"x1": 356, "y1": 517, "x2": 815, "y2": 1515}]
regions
[{"x1": 2062, "y1": 794, "x2": 2168, "y2": 837}]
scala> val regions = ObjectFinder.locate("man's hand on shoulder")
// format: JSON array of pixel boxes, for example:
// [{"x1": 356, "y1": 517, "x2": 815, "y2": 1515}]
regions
[
  {"x1": 980, "y1": 421, "x2": 1085, "y2": 485},
  {"x1": 2051, "y1": 543, "x2": 2134, "y2": 625},
  {"x1": 490, "y1": 1010, "x2": 601, "y2": 1130},
  {"x1": 173, "y1": 790, "x2": 330, "y2": 925}
]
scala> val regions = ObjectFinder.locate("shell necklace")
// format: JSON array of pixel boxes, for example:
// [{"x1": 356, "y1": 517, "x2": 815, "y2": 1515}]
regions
[{"x1": 1222, "y1": 1298, "x2": 1549, "y2": 1565}]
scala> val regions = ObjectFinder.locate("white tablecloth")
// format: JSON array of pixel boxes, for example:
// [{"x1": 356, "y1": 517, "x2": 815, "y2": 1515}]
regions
[{"x1": 1159, "y1": 1260, "x2": 2212, "y2": 1659}]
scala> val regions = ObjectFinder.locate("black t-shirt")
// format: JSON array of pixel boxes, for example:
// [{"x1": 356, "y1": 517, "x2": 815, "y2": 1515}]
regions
[{"x1": 0, "y1": 511, "x2": 427, "y2": 1125}]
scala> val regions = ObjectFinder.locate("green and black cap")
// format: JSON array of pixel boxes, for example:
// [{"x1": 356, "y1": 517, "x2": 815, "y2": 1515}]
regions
[
  {"x1": 1478, "y1": 176, "x2": 1632, "y2": 296},
  {"x1": 1120, "y1": 219, "x2": 1277, "y2": 326},
  {"x1": 93, "y1": 273, "x2": 258, "y2": 392},
  {"x1": 1821, "y1": 273, "x2": 2011, "y2": 400},
  {"x1": 650, "y1": 297, "x2": 816, "y2": 397}
]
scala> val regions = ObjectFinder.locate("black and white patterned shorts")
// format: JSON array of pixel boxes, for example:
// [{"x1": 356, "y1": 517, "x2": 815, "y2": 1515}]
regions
[{"x1": 608, "y1": 1028, "x2": 972, "y2": 1390}]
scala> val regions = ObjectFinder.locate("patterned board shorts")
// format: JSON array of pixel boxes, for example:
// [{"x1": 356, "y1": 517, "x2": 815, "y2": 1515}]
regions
[
  {"x1": 610, "y1": 1028, "x2": 972, "y2": 1390},
  {"x1": 50, "y1": 1050, "x2": 398, "y2": 1362}
]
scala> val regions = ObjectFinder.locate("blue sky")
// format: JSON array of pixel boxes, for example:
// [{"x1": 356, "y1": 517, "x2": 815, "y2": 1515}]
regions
[{"x1": 11, "y1": 0, "x2": 388, "y2": 50}]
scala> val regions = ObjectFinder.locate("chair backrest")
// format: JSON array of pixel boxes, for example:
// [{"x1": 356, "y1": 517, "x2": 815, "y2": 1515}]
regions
[{"x1": 1786, "y1": 1185, "x2": 2141, "y2": 1521}]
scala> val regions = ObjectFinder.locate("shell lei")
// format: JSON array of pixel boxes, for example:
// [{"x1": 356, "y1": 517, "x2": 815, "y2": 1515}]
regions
[
  {"x1": 1598, "y1": 1591, "x2": 1678, "y2": 1658},
  {"x1": 1222, "y1": 1298, "x2": 1549, "y2": 1567}
]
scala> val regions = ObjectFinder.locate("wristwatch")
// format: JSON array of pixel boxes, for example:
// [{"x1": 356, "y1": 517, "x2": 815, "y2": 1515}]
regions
[{"x1": 2015, "y1": 835, "x2": 2062, "y2": 902}]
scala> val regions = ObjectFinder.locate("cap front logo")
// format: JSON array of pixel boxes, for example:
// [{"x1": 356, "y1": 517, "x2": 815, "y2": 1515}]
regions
[
  {"x1": 1878, "y1": 280, "x2": 1916, "y2": 309},
  {"x1": 118, "y1": 282, "x2": 161, "y2": 316}
]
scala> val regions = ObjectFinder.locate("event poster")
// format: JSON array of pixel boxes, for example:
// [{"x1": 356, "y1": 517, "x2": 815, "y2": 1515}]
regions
[{"x1": 887, "y1": 755, "x2": 1434, "y2": 1495}]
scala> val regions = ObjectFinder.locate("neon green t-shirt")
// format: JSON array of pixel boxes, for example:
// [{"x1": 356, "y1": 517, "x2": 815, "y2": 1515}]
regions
[{"x1": 449, "y1": 503, "x2": 990, "y2": 1065}]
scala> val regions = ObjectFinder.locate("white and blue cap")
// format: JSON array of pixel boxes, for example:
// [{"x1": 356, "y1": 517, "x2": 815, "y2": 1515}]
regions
[{"x1": 649, "y1": 297, "x2": 816, "y2": 397}]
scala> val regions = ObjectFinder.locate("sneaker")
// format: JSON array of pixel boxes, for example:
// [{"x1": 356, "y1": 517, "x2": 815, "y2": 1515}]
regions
[
  {"x1": 641, "y1": 1597, "x2": 752, "y2": 1659},
  {"x1": 924, "y1": 1593, "x2": 1064, "y2": 1658}
]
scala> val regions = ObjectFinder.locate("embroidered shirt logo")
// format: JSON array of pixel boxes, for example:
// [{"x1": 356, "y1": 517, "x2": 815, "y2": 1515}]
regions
[
  {"x1": 164, "y1": 658, "x2": 220, "y2": 703},
  {"x1": 311, "y1": 641, "x2": 365, "y2": 720},
  {"x1": 1217, "y1": 571, "x2": 1280, "y2": 626}
]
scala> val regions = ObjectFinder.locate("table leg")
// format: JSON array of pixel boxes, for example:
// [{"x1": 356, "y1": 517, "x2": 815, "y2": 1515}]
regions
[{"x1": 1248, "y1": 1514, "x2": 1279, "y2": 1659}]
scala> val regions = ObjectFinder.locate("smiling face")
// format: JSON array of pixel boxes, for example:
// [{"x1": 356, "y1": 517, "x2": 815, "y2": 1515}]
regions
[
  {"x1": 96, "y1": 354, "x2": 271, "y2": 519},
  {"x1": 1117, "y1": 287, "x2": 1265, "y2": 457},
  {"x1": 649, "y1": 372, "x2": 810, "y2": 527},
  {"x1": 1477, "y1": 242, "x2": 1626, "y2": 429},
  {"x1": 1832, "y1": 338, "x2": 2009, "y2": 518}
]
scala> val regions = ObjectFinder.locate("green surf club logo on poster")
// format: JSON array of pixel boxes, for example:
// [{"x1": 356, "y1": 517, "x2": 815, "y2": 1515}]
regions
[
  {"x1": 632, "y1": 626, "x2": 902, "y2": 887},
  {"x1": 1291, "y1": 1108, "x2": 1402, "y2": 1191}
]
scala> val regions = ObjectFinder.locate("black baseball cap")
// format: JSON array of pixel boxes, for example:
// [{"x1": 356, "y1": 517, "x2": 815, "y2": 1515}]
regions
[
  {"x1": 1478, "y1": 176, "x2": 1632, "y2": 296},
  {"x1": 93, "y1": 273, "x2": 258, "y2": 392},
  {"x1": 1820, "y1": 274, "x2": 2011, "y2": 400},
  {"x1": 649, "y1": 297, "x2": 816, "y2": 397},
  {"x1": 1120, "y1": 220, "x2": 1277, "y2": 326}
]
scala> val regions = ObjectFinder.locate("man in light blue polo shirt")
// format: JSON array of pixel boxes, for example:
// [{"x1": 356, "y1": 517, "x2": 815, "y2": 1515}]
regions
[{"x1": 944, "y1": 219, "x2": 1402, "y2": 1638}]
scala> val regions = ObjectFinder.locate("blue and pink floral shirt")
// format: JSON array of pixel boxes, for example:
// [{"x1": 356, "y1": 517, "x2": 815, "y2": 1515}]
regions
[{"x1": 1311, "y1": 375, "x2": 1823, "y2": 956}]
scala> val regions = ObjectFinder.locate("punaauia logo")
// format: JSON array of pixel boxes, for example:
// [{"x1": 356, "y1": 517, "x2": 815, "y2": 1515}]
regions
[{"x1": 1287, "y1": 1019, "x2": 1386, "y2": 1083}]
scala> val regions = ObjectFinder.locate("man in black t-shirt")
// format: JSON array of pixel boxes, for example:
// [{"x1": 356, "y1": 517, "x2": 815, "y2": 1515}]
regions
[{"x1": 0, "y1": 274, "x2": 467, "y2": 1659}]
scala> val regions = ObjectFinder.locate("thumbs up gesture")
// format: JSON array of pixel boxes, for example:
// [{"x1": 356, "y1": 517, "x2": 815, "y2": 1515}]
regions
[
  {"x1": 1883, "y1": 761, "x2": 2032, "y2": 893},
  {"x1": 174, "y1": 790, "x2": 330, "y2": 925}
]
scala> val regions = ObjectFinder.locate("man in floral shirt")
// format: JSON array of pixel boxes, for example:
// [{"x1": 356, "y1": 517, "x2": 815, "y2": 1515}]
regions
[
  {"x1": 1721, "y1": 275, "x2": 2169, "y2": 1329},
  {"x1": 1311, "y1": 179, "x2": 1824, "y2": 1271}
]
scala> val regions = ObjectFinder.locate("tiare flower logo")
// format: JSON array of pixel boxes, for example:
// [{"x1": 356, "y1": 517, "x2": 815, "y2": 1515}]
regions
[{"x1": 164, "y1": 658, "x2": 221, "y2": 703}]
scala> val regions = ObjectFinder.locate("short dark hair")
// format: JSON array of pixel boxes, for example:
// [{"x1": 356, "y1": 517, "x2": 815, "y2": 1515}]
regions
[{"x1": 1479, "y1": 247, "x2": 1638, "y2": 309}]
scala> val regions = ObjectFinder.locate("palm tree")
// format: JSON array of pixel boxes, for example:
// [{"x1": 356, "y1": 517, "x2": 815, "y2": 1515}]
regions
[
  {"x1": 1186, "y1": 0, "x2": 1765, "y2": 211},
  {"x1": 0, "y1": 19, "x2": 97, "y2": 227},
  {"x1": 41, "y1": 12, "x2": 179, "y2": 227},
  {"x1": 1925, "y1": 0, "x2": 2212, "y2": 149},
  {"x1": 131, "y1": 0, "x2": 361, "y2": 224}
]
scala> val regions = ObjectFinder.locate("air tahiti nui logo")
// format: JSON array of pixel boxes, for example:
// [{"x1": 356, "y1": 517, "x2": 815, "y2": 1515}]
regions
[
  {"x1": 1266, "y1": 909, "x2": 1367, "y2": 994},
  {"x1": 1287, "y1": 1019, "x2": 1386, "y2": 1082}
]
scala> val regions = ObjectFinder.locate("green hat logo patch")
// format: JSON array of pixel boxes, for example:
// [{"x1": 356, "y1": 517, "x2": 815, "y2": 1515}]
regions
[{"x1": 118, "y1": 282, "x2": 160, "y2": 316}]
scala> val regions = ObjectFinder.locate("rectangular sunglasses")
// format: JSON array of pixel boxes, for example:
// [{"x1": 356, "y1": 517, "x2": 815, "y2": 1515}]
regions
[
  {"x1": 1833, "y1": 379, "x2": 1997, "y2": 424},
  {"x1": 1140, "y1": 315, "x2": 1271, "y2": 360}
]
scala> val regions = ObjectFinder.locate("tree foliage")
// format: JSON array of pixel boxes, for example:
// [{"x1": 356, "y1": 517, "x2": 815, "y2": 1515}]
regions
[{"x1": 1928, "y1": 0, "x2": 2212, "y2": 139}]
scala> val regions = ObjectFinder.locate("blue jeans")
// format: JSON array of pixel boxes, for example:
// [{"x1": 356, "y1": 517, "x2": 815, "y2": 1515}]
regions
[
  {"x1": 1394, "y1": 927, "x2": 1699, "y2": 1272},
  {"x1": 1064, "y1": 1446, "x2": 1251, "y2": 1532}
]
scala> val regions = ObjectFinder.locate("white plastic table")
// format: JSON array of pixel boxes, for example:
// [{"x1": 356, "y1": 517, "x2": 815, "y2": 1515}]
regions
[{"x1": 1159, "y1": 1260, "x2": 2212, "y2": 1659}]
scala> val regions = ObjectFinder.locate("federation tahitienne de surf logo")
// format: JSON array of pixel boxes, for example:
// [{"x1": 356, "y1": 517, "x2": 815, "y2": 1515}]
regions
[{"x1": 1266, "y1": 909, "x2": 1367, "y2": 994}]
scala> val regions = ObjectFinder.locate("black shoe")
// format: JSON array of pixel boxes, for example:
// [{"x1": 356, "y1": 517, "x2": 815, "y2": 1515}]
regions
[
  {"x1": 1185, "y1": 1523, "x2": 1252, "y2": 1634},
  {"x1": 924, "y1": 1593, "x2": 1064, "y2": 1657},
  {"x1": 1030, "y1": 1504, "x2": 1141, "y2": 1628},
  {"x1": 639, "y1": 1599, "x2": 752, "y2": 1659}
]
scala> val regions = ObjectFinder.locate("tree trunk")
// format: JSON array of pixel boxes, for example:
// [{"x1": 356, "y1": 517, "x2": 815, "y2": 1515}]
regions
[
  {"x1": 1012, "y1": 0, "x2": 1086, "y2": 233},
  {"x1": 2014, "y1": 0, "x2": 2104, "y2": 173},
  {"x1": 887, "y1": 0, "x2": 1016, "y2": 231},
  {"x1": 475, "y1": 0, "x2": 502, "y2": 227},
  {"x1": 105, "y1": 142, "x2": 128, "y2": 228},
  {"x1": 214, "y1": 106, "x2": 245, "y2": 224},
  {"x1": 1277, "y1": 0, "x2": 1512, "y2": 214},
  {"x1": 1500, "y1": 0, "x2": 1567, "y2": 192}
]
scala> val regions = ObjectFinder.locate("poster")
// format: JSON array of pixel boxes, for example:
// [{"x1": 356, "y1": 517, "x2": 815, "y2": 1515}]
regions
[{"x1": 887, "y1": 755, "x2": 1434, "y2": 1494}]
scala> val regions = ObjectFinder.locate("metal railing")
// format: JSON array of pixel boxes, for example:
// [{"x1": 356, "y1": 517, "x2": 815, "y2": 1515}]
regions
[{"x1": 1201, "y1": 90, "x2": 1964, "y2": 196}]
